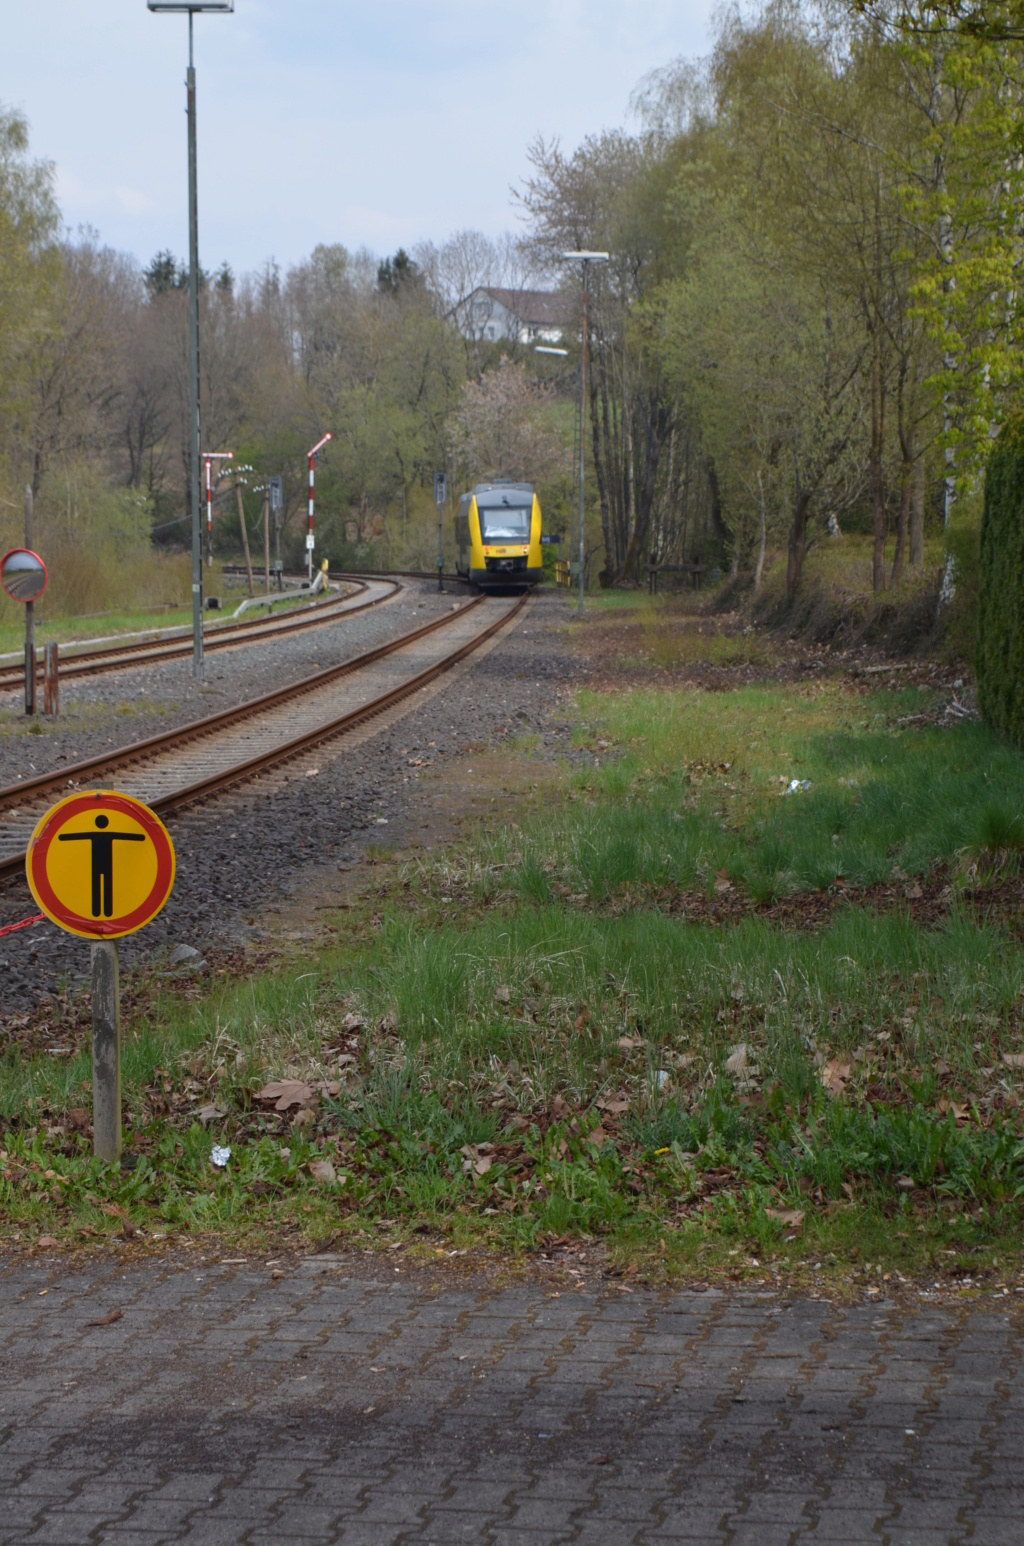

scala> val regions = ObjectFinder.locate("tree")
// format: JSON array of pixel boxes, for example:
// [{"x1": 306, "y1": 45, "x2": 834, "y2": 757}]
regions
[
  {"x1": 377, "y1": 248, "x2": 423, "y2": 296},
  {"x1": 0, "y1": 105, "x2": 60, "y2": 480},
  {"x1": 452, "y1": 356, "x2": 565, "y2": 486},
  {"x1": 518, "y1": 130, "x2": 681, "y2": 584}
]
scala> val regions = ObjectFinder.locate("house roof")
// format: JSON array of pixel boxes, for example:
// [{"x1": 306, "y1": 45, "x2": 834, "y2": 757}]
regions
[{"x1": 480, "y1": 288, "x2": 576, "y2": 327}]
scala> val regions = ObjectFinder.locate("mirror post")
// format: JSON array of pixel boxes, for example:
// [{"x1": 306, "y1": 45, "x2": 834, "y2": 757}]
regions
[{"x1": 24, "y1": 486, "x2": 34, "y2": 716}]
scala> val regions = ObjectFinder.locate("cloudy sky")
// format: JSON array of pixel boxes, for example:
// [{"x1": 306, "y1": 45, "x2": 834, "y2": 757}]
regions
[{"x1": 3, "y1": 1, "x2": 717, "y2": 277}]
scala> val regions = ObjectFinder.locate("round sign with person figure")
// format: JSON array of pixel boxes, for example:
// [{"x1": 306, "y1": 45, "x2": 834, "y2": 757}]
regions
[{"x1": 26, "y1": 790, "x2": 176, "y2": 939}]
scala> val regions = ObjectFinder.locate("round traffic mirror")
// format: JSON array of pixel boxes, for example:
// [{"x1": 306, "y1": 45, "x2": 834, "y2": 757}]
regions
[{"x1": 1, "y1": 548, "x2": 48, "y2": 604}]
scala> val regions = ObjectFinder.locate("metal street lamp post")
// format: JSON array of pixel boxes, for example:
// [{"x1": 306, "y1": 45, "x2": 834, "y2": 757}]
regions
[
  {"x1": 147, "y1": 2, "x2": 234, "y2": 679},
  {"x1": 560, "y1": 251, "x2": 608, "y2": 618}
]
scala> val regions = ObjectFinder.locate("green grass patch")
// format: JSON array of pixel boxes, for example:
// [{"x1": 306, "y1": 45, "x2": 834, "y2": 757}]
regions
[
  {"x1": 4, "y1": 900, "x2": 1024, "y2": 1283},
  {"x1": 476, "y1": 683, "x2": 1024, "y2": 902},
  {"x1": 4, "y1": 656, "x2": 1024, "y2": 1287}
]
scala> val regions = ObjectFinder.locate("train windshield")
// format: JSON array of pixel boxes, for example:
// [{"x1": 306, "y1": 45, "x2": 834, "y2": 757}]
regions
[{"x1": 479, "y1": 504, "x2": 531, "y2": 541}]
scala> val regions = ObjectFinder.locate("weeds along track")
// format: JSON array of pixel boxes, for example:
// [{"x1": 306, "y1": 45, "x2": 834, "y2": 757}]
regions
[
  {"x1": 0, "y1": 578, "x2": 400, "y2": 690},
  {"x1": 0, "y1": 592, "x2": 526, "y2": 879}
]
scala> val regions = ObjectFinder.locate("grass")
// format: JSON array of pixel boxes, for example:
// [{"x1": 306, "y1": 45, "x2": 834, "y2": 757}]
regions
[
  {"x1": 3, "y1": 614, "x2": 1024, "y2": 1291},
  {"x1": 0, "y1": 696, "x2": 174, "y2": 743},
  {"x1": 0, "y1": 604, "x2": 190, "y2": 657},
  {"x1": 0, "y1": 578, "x2": 323, "y2": 660},
  {"x1": 468, "y1": 682, "x2": 1024, "y2": 903}
]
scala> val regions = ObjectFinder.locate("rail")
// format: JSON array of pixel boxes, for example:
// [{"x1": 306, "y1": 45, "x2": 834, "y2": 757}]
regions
[
  {"x1": 0, "y1": 593, "x2": 525, "y2": 883},
  {"x1": 0, "y1": 579, "x2": 400, "y2": 690}
]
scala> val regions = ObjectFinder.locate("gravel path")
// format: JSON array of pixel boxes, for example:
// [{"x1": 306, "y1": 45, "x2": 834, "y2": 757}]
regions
[{"x1": 0, "y1": 588, "x2": 582, "y2": 1014}]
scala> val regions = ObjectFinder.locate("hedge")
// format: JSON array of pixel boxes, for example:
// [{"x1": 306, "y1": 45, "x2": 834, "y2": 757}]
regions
[{"x1": 977, "y1": 414, "x2": 1024, "y2": 749}]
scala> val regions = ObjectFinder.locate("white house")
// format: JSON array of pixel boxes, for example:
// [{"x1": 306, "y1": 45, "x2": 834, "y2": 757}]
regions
[{"x1": 460, "y1": 287, "x2": 575, "y2": 345}]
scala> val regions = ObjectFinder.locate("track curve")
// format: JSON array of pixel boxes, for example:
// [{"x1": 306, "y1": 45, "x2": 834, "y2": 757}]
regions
[
  {"x1": 0, "y1": 593, "x2": 525, "y2": 881},
  {"x1": 0, "y1": 578, "x2": 400, "y2": 690}
]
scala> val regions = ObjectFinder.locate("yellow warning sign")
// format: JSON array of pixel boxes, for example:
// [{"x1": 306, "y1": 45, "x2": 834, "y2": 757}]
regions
[{"x1": 26, "y1": 790, "x2": 176, "y2": 939}]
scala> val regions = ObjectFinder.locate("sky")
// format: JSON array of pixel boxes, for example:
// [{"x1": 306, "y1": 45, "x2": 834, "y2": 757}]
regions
[{"x1": 2, "y1": 0, "x2": 717, "y2": 279}]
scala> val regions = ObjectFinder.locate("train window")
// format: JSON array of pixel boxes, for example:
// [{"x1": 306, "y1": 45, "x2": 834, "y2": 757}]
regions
[{"x1": 479, "y1": 505, "x2": 531, "y2": 541}]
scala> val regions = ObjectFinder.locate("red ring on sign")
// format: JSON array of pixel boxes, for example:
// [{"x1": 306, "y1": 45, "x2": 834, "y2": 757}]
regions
[
  {"x1": 0, "y1": 547, "x2": 48, "y2": 603},
  {"x1": 27, "y1": 791, "x2": 175, "y2": 938}
]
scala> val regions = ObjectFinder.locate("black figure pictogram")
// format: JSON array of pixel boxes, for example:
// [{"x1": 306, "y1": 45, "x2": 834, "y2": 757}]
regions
[{"x1": 58, "y1": 813, "x2": 146, "y2": 918}]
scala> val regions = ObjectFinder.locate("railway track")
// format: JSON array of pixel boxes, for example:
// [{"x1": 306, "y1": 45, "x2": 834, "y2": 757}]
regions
[
  {"x1": 0, "y1": 578, "x2": 400, "y2": 690},
  {"x1": 0, "y1": 592, "x2": 526, "y2": 882},
  {"x1": 223, "y1": 565, "x2": 467, "y2": 584}
]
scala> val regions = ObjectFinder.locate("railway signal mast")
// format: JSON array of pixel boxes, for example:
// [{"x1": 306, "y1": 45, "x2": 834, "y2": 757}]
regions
[
  {"x1": 146, "y1": 0, "x2": 234, "y2": 681},
  {"x1": 560, "y1": 250, "x2": 609, "y2": 618},
  {"x1": 203, "y1": 451, "x2": 233, "y2": 567},
  {"x1": 434, "y1": 473, "x2": 447, "y2": 592},
  {"x1": 306, "y1": 434, "x2": 332, "y2": 585}
]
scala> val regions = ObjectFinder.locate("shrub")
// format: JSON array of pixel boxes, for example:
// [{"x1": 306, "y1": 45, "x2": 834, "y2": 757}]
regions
[{"x1": 978, "y1": 414, "x2": 1024, "y2": 748}]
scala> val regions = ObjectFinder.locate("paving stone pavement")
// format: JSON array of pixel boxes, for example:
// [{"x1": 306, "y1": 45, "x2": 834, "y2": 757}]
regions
[{"x1": 1, "y1": 1252, "x2": 1022, "y2": 1545}]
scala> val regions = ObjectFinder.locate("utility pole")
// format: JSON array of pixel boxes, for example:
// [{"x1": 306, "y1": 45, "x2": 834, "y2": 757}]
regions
[
  {"x1": 561, "y1": 251, "x2": 609, "y2": 618},
  {"x1": 24, "y1": 485, "x2": 35, "y2": 716}
]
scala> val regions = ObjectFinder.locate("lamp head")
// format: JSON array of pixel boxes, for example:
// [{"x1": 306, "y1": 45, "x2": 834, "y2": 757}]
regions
[
  {"x1": 147, "y1": 3, "x2": 235, "y2": 12},
  {"x1": 560, "y1": 251, "x2": 610, "y2": 264}
]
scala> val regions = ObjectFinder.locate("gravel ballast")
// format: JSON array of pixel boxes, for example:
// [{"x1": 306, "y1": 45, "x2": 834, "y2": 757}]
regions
[
  {"x1": 0, "y1": 586, "x2": 583, "y2": 1016},
  {"x1": 0, "y1": 581, "x2": 453, "y2": 787}
]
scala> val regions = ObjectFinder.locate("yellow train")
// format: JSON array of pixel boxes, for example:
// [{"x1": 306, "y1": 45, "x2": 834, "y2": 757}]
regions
[{"x1": 455, "y1": 482, "x2": 543, "y2": 589}]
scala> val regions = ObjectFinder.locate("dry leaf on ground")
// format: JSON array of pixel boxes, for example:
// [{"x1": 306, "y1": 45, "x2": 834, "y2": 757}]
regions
[
  {"x1": 257, "y1": 1080, "x2": 316, "y2": 1112},
  {"x1": 460, "y1": 1144, "x2": 493, "y2": 1177},
  {"x1": 819, "y1": 1058, "x2": 852, "y2": 1093},
  {"x1": 308, "y1": 1160, "x2": 338, "y2": 1184},
  {"x1": 84, "y1": 1309, "x2": 123, "y2": 1327},
  {"x1": 1001, "y1": 1052, "x2": 1024, "y2": 1070},
  {"x1": 257, "y1": 1079, "x2": 340, "y2": 1112},
  {"x1": 725, "y1": 1044, "x2": 749, "y2": 1076},
  {"x1": 597, "y1": 1096, "x2": 629, "y2": 1116},
  {"x1": 765, "y1": 1208, "x2": 805, "y2": 1228},
  {"x1": 587, "y1": 1127, "x2": 611, "y2": 1147}
]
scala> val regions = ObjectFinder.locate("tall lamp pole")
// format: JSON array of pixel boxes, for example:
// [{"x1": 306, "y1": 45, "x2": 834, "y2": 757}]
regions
[
  {"x1": 561, "y1": 251, "x2": 608, "y2": 618},
  {"x1": 147, "y1": 2, "x2": 234, "y2": 680}
]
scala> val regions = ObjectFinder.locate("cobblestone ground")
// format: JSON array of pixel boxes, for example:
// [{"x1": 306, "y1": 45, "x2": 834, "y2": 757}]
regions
[{"x1": 1, "y1": 1255, "x2": 1022, "y2": 1544}]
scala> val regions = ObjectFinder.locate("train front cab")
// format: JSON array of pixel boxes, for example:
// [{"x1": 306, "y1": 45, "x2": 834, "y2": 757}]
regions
[{"x1": 455, "y1": 483, "x2": 543, "y2": 589}]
